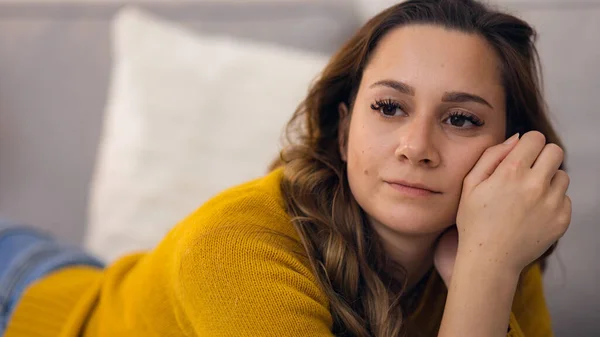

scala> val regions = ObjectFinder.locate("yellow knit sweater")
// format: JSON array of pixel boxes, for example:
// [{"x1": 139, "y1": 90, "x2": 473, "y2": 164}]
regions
[{"x1": 5, "y1": 168, "x2": 552, "y2": 337}]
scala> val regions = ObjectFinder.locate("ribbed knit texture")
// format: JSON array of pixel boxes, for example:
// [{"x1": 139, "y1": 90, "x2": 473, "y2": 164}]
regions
[{"x1": 5, "y1": 168, "x2": 552, "y2": 336}]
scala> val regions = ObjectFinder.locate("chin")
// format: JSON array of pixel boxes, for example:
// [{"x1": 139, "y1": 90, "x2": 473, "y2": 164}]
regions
[{"x1": 372, "y1": 206, "x2": 453, "y2": 236}]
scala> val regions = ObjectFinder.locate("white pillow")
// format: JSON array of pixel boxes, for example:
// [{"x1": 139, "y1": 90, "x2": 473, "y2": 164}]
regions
[{"x1": 84, "y1": 7, "x2": 328, "y2": 262}]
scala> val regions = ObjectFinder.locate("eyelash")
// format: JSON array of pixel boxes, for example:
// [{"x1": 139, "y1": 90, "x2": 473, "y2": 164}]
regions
[
  {"x1": 447, "y1": 111, "x2": 485, "y2": 127},
  {"x1": 370, "y1": 99, "x2": 485, "y2": 127},
  {"x1": 370, "y1": 99, "x2": 403, "y2": 116}
]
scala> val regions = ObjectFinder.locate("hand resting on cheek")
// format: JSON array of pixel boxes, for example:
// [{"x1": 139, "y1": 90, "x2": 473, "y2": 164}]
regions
[{"x1": 434, "y1": 131, "x2": 571, "y2": 286}]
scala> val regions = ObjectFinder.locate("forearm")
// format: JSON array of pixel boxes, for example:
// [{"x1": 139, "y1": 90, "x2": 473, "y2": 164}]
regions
[{"x1": 438, "y1": 251, "x2": 520, "y2": 337}]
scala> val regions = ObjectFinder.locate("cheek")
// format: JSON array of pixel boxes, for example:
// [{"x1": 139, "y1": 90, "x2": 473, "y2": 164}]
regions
[
  {"x1": 346, "y1": 118, "x2": 395, "y2": 173},
  {"x1": 447, "y1": 143, "x2": 492, "y2": 182},
  {"x1": 346, "y1": 116, "x2": 377, "y2": 166}
]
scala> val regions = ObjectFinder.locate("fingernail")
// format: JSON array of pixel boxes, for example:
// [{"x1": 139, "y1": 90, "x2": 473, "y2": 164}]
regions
[{"x1": 503, "y1": 133, "x2": 519, "y2": 144}]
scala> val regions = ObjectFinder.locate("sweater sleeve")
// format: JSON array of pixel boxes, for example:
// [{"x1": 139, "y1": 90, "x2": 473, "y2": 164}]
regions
[
  {"x1": 171, "y1": 224, "x2": 334, "y2": 337},
  {"x1": 507, "y1": 263, "x2": 554, "y2": 337}
]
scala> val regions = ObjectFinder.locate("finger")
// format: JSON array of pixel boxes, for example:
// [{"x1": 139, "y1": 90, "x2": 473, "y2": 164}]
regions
[
  {"x1": 555, "y1": 195, "x2": 572, "y2": 237},
  {"x1": 464, "y1": 133, "x2": 519, "y2": 188},
  {"x1": 549, "y1": 170, "x2": 570, "y2": 200},
  {"x1": 562, "y1": 195, "x2": 572, "y2": 224},
  {"x1": 532, "y1": 143, "x2": 564, "y2": 183},
  {"x1": 499, "y1": 131, "x2": 546, "y2": 172}
]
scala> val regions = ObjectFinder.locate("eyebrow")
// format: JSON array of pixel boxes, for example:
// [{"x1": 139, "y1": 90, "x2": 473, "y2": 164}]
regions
[
  {"x1": 442, "y1": 92, "x2": 494, "y2": 109},
  {"x1": 369, "y1": 79, "x2": 494, "y2": 109},
  {"x1": 370, "y1": 79, "x2": 415, "y2": 96}
]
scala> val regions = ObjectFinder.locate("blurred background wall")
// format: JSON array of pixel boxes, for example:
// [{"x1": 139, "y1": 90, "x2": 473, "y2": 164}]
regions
[{"x1": 0, "y1": 0, "x2": 597, "y2": 335}]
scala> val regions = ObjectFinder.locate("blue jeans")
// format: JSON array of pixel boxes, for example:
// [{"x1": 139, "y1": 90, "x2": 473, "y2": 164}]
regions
[{"x1": 0, "y1": 221, "x2": 104, "y2": 335}]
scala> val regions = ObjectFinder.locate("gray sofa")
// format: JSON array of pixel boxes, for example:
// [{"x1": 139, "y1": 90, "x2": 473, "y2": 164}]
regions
[{"x1": 0, "y1": 1, "x2": 598, "y2": 335}]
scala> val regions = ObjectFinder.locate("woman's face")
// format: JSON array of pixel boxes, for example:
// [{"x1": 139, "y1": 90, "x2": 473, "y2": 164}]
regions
[{"x1": 342, "y1": 25, "x2": 506, "y2": 237}]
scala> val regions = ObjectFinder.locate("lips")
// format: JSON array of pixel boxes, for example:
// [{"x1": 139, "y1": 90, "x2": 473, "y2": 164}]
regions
[{"x1": 386, "y1": 180, "x2": 440, "y2": 193}]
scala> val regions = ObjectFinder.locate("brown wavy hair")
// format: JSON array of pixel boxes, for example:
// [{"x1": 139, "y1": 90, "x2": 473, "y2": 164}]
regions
[{"x1": 269, "y1": 0, "x2": 564, "y2": 336}]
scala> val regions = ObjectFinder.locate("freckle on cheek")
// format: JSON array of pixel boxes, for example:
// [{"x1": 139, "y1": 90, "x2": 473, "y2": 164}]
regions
[{"x1": 364, "y1": 169, "x2": 369, "y2": 176}]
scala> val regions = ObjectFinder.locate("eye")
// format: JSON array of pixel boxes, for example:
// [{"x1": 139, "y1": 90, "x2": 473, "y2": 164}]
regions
[
  {"x1": 370, "y1": 99, "x2": 406, "y2": 117},
  {"x1": 445, "y1": 111, "x2": 484, "y2": 128}
]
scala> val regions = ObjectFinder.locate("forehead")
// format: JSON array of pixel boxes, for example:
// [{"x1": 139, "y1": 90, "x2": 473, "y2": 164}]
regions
[{"x1": 363, "y1": 24, "x2": 504, "y2": 97}]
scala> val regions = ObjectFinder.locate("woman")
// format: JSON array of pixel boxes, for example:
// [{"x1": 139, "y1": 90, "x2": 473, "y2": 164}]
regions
[{"x1": 1, "y1": 0, "x2": 570, "y2": 336}]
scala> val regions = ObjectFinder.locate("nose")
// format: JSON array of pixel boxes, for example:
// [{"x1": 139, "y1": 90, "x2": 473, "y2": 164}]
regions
[{"x1": 394, "y1": 115, "x2": 441, "y2": 168}]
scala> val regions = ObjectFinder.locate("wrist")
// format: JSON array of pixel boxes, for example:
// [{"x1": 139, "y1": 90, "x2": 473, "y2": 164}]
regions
[
  {"x1": 453, "y1": 247, "x2": 522, "y2": 284},
  {"x1": 440, "y1": 249, "x2": 521, "y2": 337}
]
